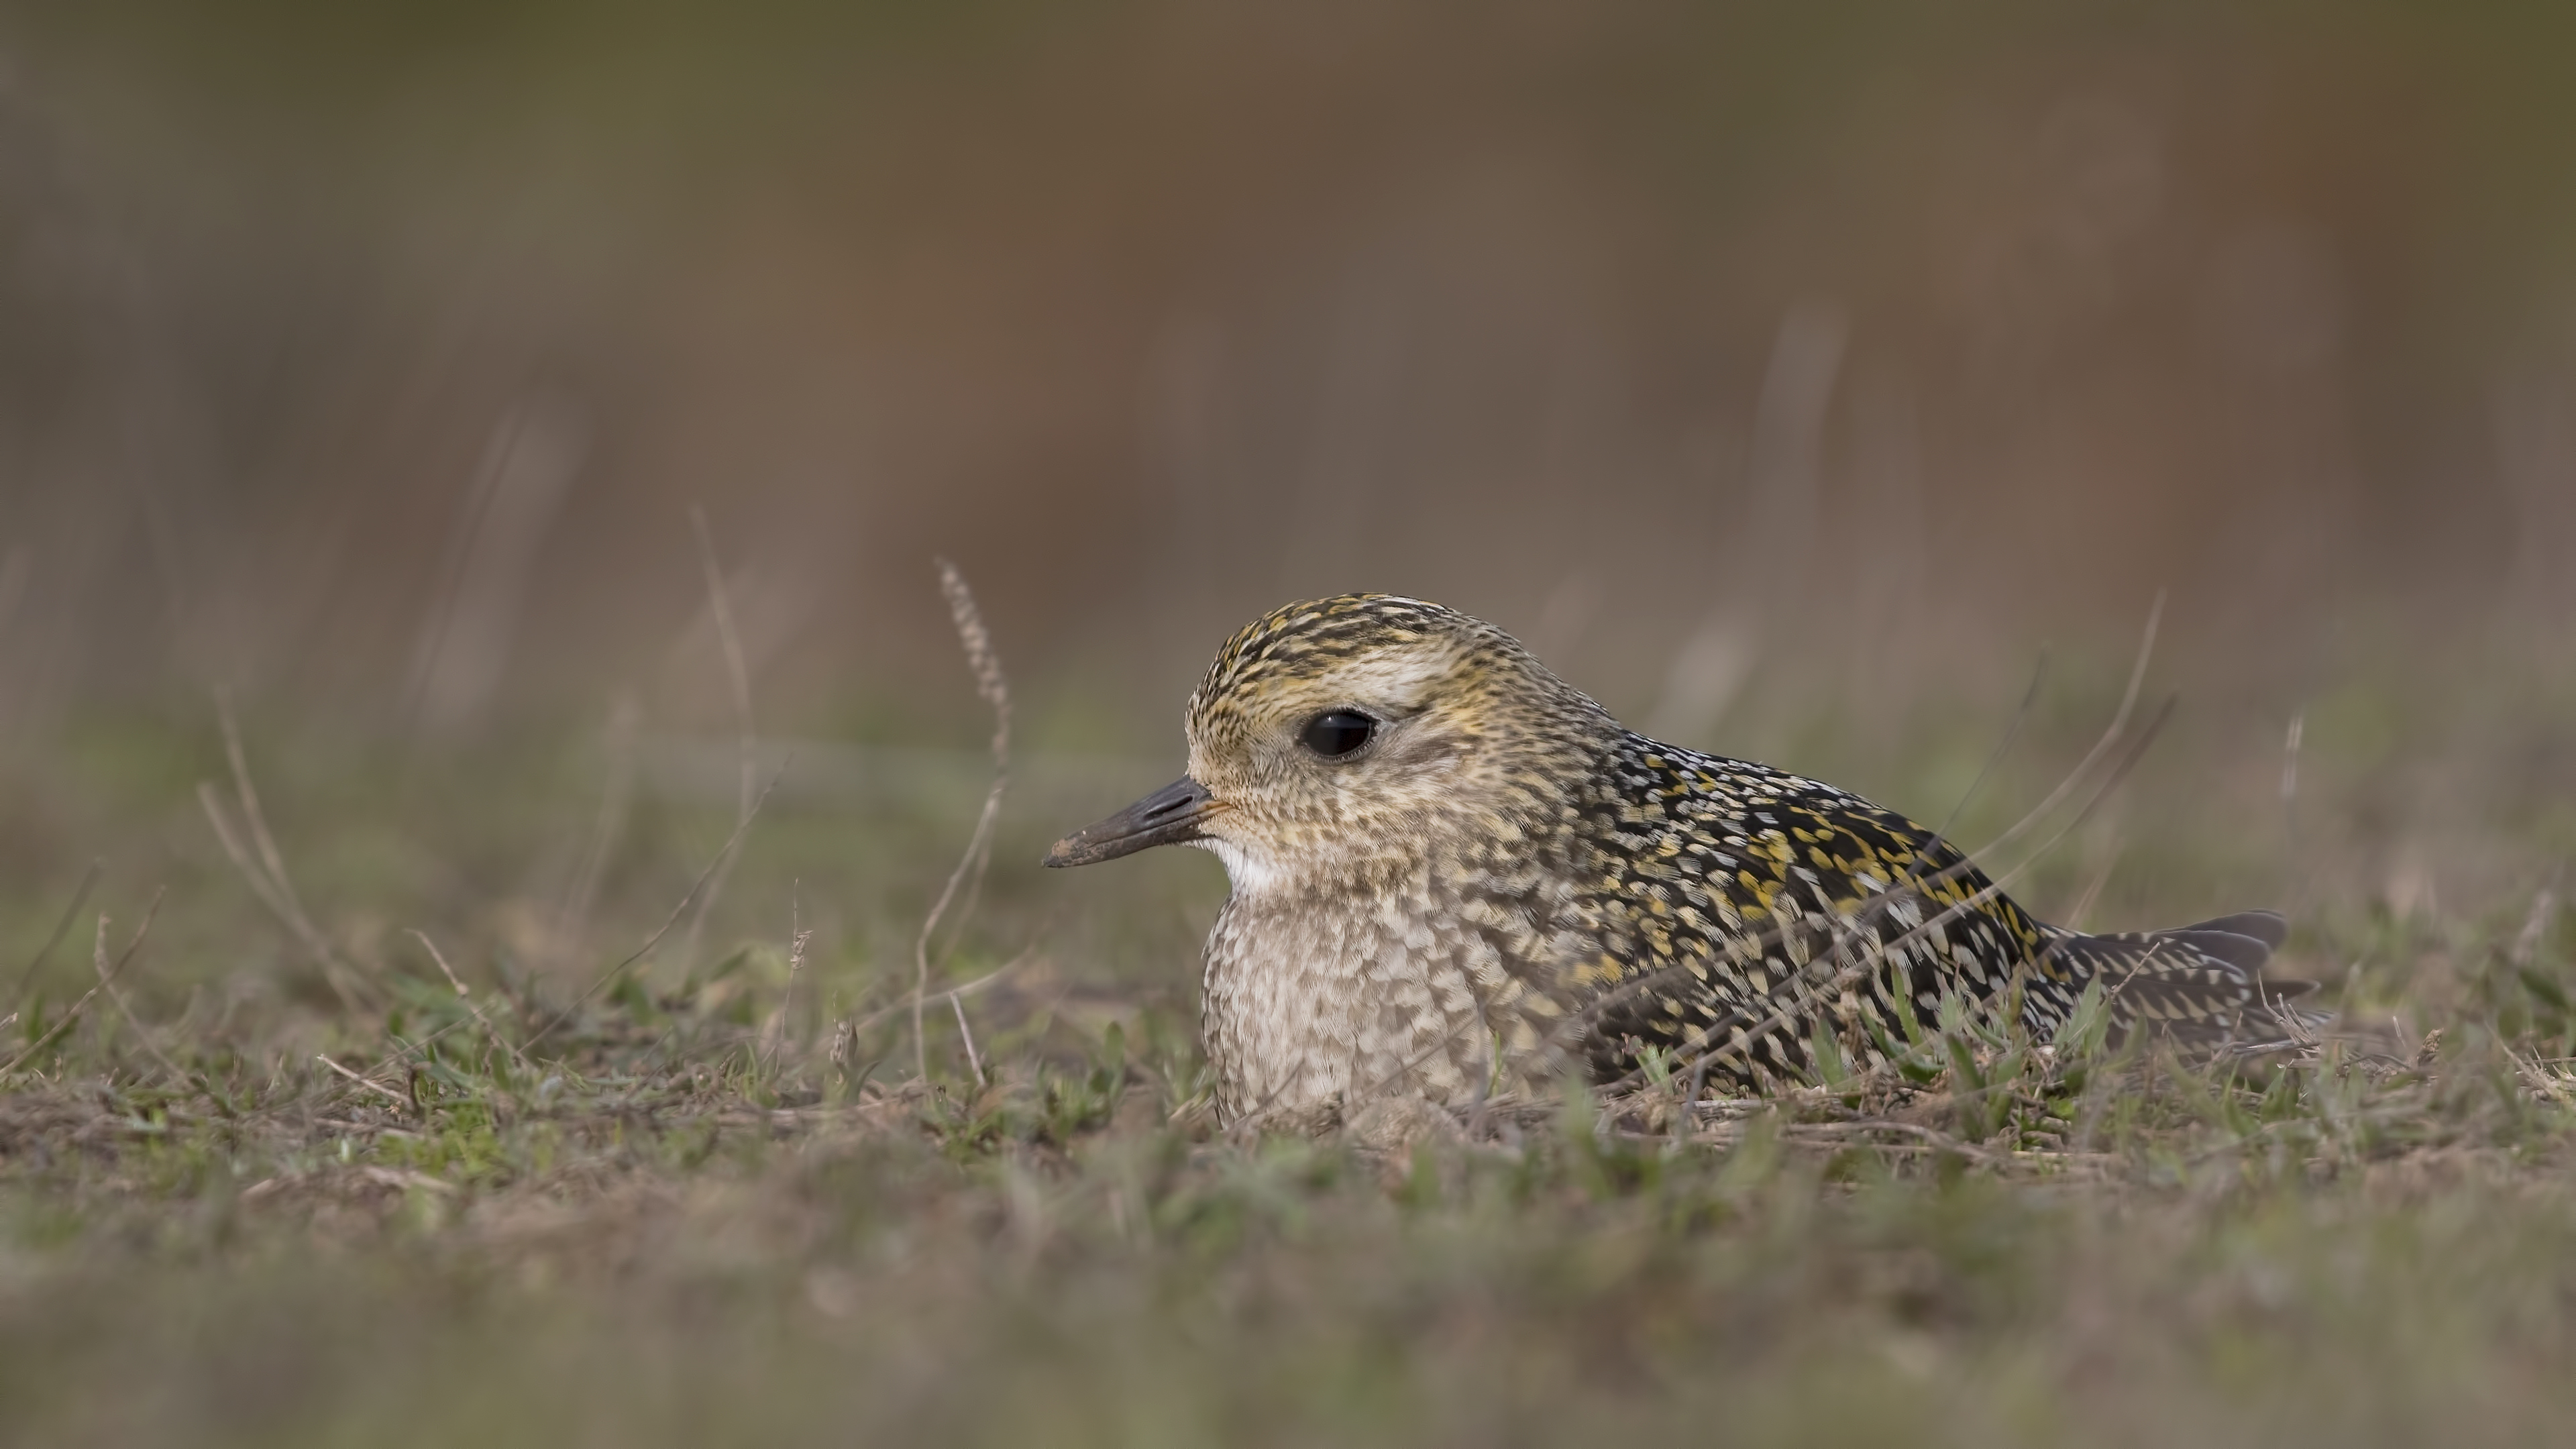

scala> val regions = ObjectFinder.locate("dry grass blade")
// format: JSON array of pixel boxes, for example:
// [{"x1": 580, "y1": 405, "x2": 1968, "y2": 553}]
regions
[
  {"x1": 199, "y1": 690, "x2": 370, "y2": 1011},
  {"x1": 91, "y1": 902, "x2": 188, "y2": 1081},
  {"x1": 2061, "y1": 833, "x2": 2130, "y2": 932},
  {"x1": 1907, "y1": 654, "x2": 2046, "y2": 882},
  {"x1": 1, "y1": 890, "x2": 163, "y2": 1076},
  {"x1": 681, "y1": 508, "x2": 758, "y2": 973},
  {"x1": 316, "y1": 1053, "x2": 410, "y2": 1108},
  {"x1": 519, "y1": 771, "x2": 782, "y2": 1055},
  {"x1": 553, "y1": 692, "x2": 641, "y2": 969},
  {"x1": 847, "y1": 948, "x2": 1030, "y2": 1036},
  {"x1": 951, "y1": 993, "x2": 986, "y2": 1089},
  {"x1": 6, "y1": 857, "x2": 100, "y2": 1014},
  {"x1": 1968, "y1": 589, "x2": 2164, "y2": 868},
  {"x1": 1982, "y1": 696, "x2": 2178, "y2": 916},
  {"x1": 2282, "y1": 708, "x2": 2306, "y2": 896},
  {"x1": 409, "y1": 928, "x2": 531, "y2": 1073},
  {"x1": 504, "y1": 521, "x2": 781, "y2": 1065},
  {"x1": 2512, "y1": 885, "x2": 2559, "y2": 967},
  {"x1": 2516, "y1": 1050, "x2": 2576, "y2": 1106},
  {"x1": 914, "y1": 558, "x2": 1012, "y2": 1084},
  {"x1": 761, "y1": 888, "x2": 813, "y2": 1075},
  {"x1": 1770, "y1": 1118, "x2": 2017, "y2": 1168}
]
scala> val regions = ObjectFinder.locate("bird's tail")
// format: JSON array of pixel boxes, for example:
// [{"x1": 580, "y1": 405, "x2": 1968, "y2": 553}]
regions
[{"x1": 2039, "y1": 909, "x2": 2319, "y2": 1049}]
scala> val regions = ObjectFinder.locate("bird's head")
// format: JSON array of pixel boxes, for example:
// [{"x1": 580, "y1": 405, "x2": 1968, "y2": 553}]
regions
[{"x1": 1045, "y1": 594, "x2": 1612, "y2": 888}]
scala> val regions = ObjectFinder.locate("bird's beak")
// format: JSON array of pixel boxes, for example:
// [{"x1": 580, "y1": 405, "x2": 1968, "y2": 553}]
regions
[{"x1": 1044, "y1": 776, "x2": 1222, "y2": 867}]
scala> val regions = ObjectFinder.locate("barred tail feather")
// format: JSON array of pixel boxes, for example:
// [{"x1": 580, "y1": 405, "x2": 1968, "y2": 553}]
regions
[{"x1": 2039, "y1": 909, "x2": 2318, "y2": 1048}]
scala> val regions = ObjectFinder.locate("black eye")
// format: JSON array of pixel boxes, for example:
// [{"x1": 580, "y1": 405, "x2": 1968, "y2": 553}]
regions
[{"x1": 1300, "y1": 709, "x2": 1377, "y2": 758}]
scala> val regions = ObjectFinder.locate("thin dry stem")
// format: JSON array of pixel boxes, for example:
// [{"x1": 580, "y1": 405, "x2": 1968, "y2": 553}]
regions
[
  {"x1": 951, "y1": 994, "x2": 987, "y2": 1089},
  {"x1": 517, "y1": 772, "x2": 781, "y2": 1056},
  {"x1": 2063, "y1": 830, "x2": 2129, "y2": 932},
  {"x1": 7, "y1": 857, "x2": 100, "y2": 1014},
  {"x1": 1910, "y1": 655, "x2": 2047, "y2": 879},
  {"x1": 681, "y1": 508, "x2": 758, "y2": 972},
  {"x1": 851, "y1": 947, "x2": 1030, "y2": 1036},
  {"x1": 201, "y1": 691, "x2": 368, "y2": 1010},
  {"x1": 763, "y1": 885, "x2": 813, "y2": 1075},
  {"x1": 92, "y1": 906, "x2": 188, "y2": 1082},
  {"x1": 317, "y1": 1053, "x2": 410, "y2": 1108},
  {"x1": 1968, "y1": 590, "x2": 2163, "y2": 871},
  {"x1": 409, "y1": 928, "x2": 531, "y2": 1074},
  {"x1": 2282, "y1": 708, "x2": 2308, "y2": 914},
  {"x1": 2512, "y1": 887, "x2": 2557, "y2": 969},
  {"x1": 1, "y1": 889, "x2": 162, "y2": 1076},
  {"x1": 915, "y1": 559, "x2": 1012, "y2": 1083},
  {"x1": 554, "y1": 692, "x2": 641, "y2": 969}
]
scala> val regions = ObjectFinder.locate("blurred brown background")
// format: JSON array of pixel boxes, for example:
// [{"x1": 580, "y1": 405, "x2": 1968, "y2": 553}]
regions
[{"x1": 1, "y1": 1, "x2": 2571, "y2": 784}]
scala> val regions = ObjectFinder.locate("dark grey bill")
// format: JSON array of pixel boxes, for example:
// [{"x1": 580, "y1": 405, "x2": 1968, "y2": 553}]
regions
[{"x1": 1044, "y1": 776, "x2": 1220, "y2": 867}]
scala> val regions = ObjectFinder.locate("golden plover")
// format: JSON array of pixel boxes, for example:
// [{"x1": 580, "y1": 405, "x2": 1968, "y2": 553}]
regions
[{"x1": 1047, "y1": 594, "x2": 2298, "y2": 1122}]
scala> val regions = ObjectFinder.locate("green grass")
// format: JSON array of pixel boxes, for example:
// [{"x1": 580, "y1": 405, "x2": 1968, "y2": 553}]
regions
[{"x1": 3, "y1": 687, "x2": 2574, "y2": 1448}]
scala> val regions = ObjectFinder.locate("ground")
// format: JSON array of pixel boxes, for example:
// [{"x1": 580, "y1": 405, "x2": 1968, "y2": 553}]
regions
[{"x1": 2, "y1": 657, "x2": 2573, "y2": 1448}]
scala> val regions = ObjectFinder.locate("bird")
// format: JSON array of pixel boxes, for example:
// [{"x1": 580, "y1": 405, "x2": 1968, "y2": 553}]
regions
[{"x1": 1046, "y1": 593, "x2": 2304, "y2": 1126}]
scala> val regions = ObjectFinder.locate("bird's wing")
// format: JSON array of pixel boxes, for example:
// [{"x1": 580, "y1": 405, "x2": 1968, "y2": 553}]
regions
[{"x1": 1571, "y1": 738, "x2": 2054, "y2": 1083}]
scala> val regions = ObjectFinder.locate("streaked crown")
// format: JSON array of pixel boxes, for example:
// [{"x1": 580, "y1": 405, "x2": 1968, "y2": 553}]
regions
[{"x1": 1179, "y1": 594, "x2": 1615, "y2": 876}]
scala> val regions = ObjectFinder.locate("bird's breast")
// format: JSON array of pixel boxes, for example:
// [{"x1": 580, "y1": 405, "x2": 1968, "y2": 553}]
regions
[{"x1": 1196, "y1": 857, "x2": 1587, "y2": 1122}]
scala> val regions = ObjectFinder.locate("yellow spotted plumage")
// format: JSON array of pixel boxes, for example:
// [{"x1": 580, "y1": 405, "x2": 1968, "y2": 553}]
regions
[{"x1": 1048, "y1": 594, "x2": 2302, "y2": 1123}]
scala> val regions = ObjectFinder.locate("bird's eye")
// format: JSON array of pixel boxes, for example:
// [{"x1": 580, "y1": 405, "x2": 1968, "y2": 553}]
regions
[{"x1": 1299, "y1": 709, "x2": 1377, "y2": 758}]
